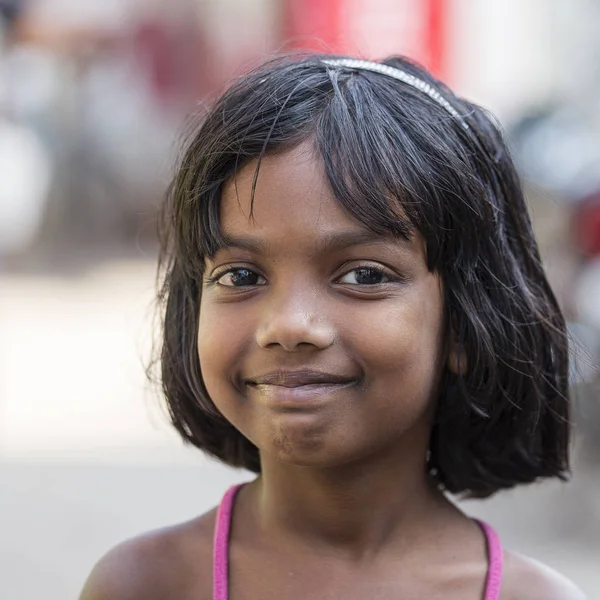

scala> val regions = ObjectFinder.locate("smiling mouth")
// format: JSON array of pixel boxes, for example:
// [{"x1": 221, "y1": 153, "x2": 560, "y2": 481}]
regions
[
  {"x1": 247, "y1": 381, "x2": 356, "y2": 406},
  {"x1": 247, "y1": 370, "x2": 356, "y2": 387},
  {"x1": 245, "y1": 371, "x2": 358, "y2": 405}
]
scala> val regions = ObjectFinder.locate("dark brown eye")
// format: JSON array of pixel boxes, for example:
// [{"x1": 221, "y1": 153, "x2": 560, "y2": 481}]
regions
[
  {"x1": 338, "y1": 267, "x2": 390, "y2": 285},
  {"x1": 217, "y1": 268, "x2": 266, "y2": 287}
]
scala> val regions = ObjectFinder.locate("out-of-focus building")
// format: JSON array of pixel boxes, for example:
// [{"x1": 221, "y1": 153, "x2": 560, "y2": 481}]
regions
[
  {"x1": 1, "y1": 4, "x2": 599, "y2": 598},
  {"x1": 2, "y1": 0, "x2": 600, "y2": 260}
]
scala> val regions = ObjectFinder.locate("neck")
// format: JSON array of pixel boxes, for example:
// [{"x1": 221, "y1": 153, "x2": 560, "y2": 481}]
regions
[{"x1": 246, "y1": 442, "x2": 449, "y2": 559}]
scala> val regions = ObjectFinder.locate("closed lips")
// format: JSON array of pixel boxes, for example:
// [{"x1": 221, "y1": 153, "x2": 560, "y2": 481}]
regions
[{"x1": 247, "y1": 371, "x2": 356, "y2": 387}]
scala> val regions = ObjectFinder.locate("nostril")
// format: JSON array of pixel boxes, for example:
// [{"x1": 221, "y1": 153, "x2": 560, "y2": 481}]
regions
[{"x1": 255, "y1": 318, "x2": 335, "y2": 352}]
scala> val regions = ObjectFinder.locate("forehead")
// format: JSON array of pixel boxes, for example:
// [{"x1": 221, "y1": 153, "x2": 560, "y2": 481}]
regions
[
  {"x1": 220, "y1": 142, "x2": 351, "y2": 236},
  {"x1": 220, "y1": 142, "x2": 419, "y2": 247},
  {"x1": 217, "y1": 142, "x2": 427, "y2": 261}
]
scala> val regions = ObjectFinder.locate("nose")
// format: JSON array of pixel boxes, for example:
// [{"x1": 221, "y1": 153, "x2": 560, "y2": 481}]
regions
[{"x1": 255, "y1": 284, "x2": 335, "y2": 352}]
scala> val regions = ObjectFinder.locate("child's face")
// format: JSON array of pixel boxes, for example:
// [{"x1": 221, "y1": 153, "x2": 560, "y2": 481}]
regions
[{"x1": 198, "y1": 142, "x2": 447, "y2": 468}]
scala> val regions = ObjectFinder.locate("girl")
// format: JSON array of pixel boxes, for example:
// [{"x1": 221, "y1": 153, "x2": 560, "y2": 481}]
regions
[{"x1": 80, "y1": 55, "x2": 585, "y2": 599}]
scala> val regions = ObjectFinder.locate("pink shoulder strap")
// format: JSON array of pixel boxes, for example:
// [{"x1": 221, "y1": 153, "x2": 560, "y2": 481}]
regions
[
  {"x1": 213, "y1": 484, "x2": 244, "y2": 600},
  {"x1": 475, "y1": 520, "x2": 504, "y2": 600},
  {"x1": 213, "y1": 487, "x2": 503, "y2": 600}
]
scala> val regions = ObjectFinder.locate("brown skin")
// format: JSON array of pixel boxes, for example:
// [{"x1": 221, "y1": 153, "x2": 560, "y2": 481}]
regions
[{"x1": 79, "y1": 142, "x2": 586, "y2": 600}]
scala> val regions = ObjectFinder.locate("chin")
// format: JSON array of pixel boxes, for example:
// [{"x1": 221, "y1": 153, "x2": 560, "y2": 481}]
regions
[{"x1": 261, "y1": 431, "x2": 371, "y2": 470}]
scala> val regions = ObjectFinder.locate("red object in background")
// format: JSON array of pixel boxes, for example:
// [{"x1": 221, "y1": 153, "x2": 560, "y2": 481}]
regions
[
  {"x1": 134, "y1": 21, "x2": 178, "y2": 103},
  {"x1": 133, "y1": 18, "x2": 215, "y2": 108},
  {"x1": 281, "y1": 0, "x2": 448, "y2": 79},
  {"x1": 573, "y1": 193, "x2": 600, "y2": 256},
  {"x1": 425, "y1": 0, "x2": 446, "y2": 77},
  {"x1": 282, "y1": 0, "x2": 343, "y2": 51}
]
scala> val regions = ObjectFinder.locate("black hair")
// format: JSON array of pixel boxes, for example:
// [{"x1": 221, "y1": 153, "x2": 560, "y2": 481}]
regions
[{"x1": 152, "y1": 53, "x2": 570, "y2": 498}]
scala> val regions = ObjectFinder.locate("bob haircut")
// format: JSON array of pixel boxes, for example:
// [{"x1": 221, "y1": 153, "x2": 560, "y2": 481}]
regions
[{"x1": 154, "y1": 54, "x2": 570, "y2": 498}]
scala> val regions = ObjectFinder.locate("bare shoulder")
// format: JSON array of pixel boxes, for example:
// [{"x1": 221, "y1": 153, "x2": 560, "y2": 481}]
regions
[
  {"x1": 79, "y1": 508, "x2": 217, "y2": 600},
  {"x1": 502, "y1": 551, "x2": 587, "y2": 600}
]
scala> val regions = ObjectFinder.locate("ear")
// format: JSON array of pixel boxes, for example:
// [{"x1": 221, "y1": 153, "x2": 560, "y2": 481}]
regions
[{"x1": 447, "y1": 329, "x2": 468, "y2": 375}]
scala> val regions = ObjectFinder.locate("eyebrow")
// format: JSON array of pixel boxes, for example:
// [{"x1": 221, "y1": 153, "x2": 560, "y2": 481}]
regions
[{"x1": 215, "y1": 230, "x2": 413, "y2": 256}]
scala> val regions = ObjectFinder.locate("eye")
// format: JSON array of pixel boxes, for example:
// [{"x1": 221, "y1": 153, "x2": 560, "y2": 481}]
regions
[
  {"x1": 337, "y1": 266, "x2": 393, "y2": 285},
  {"x1": 215, "y1": 268, "x2": 266, "y2": 287}
]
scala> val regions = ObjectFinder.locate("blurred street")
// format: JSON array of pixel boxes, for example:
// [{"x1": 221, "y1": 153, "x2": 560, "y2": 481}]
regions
[
  {"x1": 2, "y1": 0, "x2": 600, "y2": 598},
  {"x1": 1, "y1": 260, "x2": 599, "y2": 599}
]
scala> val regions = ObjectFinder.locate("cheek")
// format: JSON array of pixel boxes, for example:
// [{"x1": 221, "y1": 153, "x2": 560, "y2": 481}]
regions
[
  {"x1": 351, "y1": 290, "x2": 446, "y2": 394},
  {"x1": 197, "y1": 300, "x2": 247, "y2": 396},
  {"x1": 197, "y1": 300, "x2": 217, "y2": 373},
  {"x1": 365, "y1": 306, "x2": 441, "y2": 365}
]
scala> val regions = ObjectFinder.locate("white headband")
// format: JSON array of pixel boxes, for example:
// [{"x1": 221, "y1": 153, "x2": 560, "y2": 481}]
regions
[{"x1": 322, "y1": 58, "x2": 469, "y2": 130}]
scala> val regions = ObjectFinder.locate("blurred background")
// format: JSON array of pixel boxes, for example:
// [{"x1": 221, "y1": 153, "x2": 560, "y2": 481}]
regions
[{"x1": 1, "y1": 0, "x2": 599, "y2": 597}]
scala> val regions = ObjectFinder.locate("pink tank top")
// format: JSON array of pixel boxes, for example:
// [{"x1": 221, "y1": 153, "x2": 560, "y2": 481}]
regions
[{"x1": 213, "y1": 484, "x2": 503, "y2": 600}]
